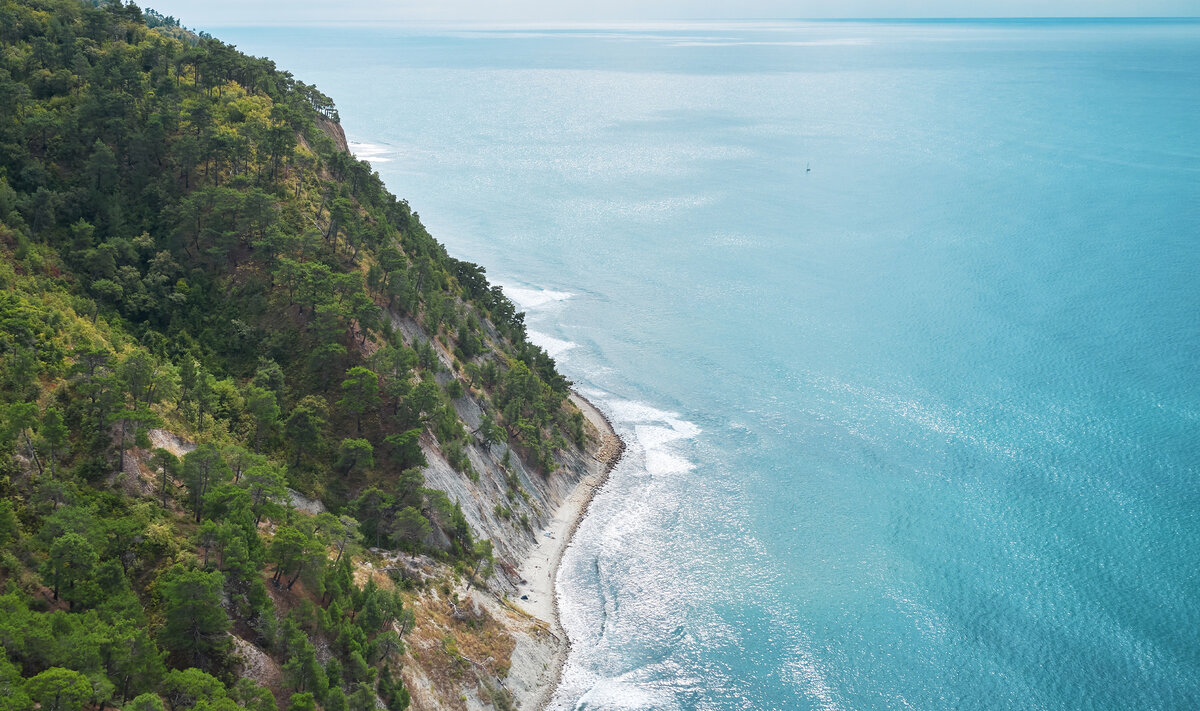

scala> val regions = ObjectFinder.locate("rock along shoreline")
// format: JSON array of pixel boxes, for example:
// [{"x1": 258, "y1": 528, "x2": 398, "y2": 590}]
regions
[{"x1": 515, "y1": 389, "x2": 626, "y2": 710}]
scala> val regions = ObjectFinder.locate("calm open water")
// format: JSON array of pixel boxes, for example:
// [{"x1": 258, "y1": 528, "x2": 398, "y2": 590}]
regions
[{"x1": 217, "y1": 20, "x2": 1200, "y2": 709}]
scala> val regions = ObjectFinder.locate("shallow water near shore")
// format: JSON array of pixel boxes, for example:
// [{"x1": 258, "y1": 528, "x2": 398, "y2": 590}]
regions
[{"x1": 216, "y1": 20, "x2": 1200, "y2": 709}]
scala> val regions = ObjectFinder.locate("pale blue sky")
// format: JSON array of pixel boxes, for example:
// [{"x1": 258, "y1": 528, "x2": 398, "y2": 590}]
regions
[{"x1": 145, "y1": 0, "x2": 1199, "y2": 26}]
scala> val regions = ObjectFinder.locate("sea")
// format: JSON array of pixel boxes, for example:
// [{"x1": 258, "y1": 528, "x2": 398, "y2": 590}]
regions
[{"x1": 214, "y1": 20, "x2": 1200, "y2": 710}]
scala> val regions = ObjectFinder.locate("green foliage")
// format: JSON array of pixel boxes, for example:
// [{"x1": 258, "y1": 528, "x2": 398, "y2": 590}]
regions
[
  {"x1": 336, "y1": 438, "x2": 374, "y2": 477},
  {"x1": 496, "y1": 361, "x2": 566, "y2": 473},
  {"x1": 284, "y1": 396, "x2": 327, "y2": 470},
  {"x1": 41, "y1": 532, "x2": 98, "y2": 608},
  {"x1": 268, "y1": 525, "x2": 323, "y2": 592},
  {"x1": 322, "y1": 513, "x2": 362, "y2": 564},
  {"x1": 157, "y1": 566, "x2": 230, "y2": 671},
  {"x1": 348, "y1": 683, "x2": 377, "y2": 711},
  {"x1": 465, "y1": 539, "x2": 494, "y2": 592},
  {"x1": 126, "y1": 693, "x2": 168, "y2": 711},
  {"x1": 352, "y1": 483, "x2": 431, "y2": 554},
  {"x1": 489, "y1": 686, "x2": 515, "y2": 711},
  {"x1": 0, "y1": 2, "x2": 592, "y2": 706},
  {"x1": 38, "y1": 407, "x2": 69, "y2": 476},
  {"x1": 280, "y1": 621, "x2": 327, "y2": 700},
  {"x1": 241, "y1": 463, "x2": 287, "y2": 524},
  {"x1": 479, "y1": 412, "x2": 504, "y2": 446},
  {"x1": 355, "y1": 579, "x2": 403, "y2": 635},
  {"x1": 0, "y1": 501, "x2": 17, "y2": 547},
  {"x1": 150, "y1": 449, "x2": 181, "y2": 509},
  {"x1": 181, "y1": 444, "x2": 232, "y2": 523},
  {"x1": 244, "y1": 386, "x2": 280, "y2": 452},
  {"x1": 229, "y1": 679, "x2": 275, "y2": 711},
  {"x1": 443, "y1": 440, "x2": 470, "y2": 475},
  {"x1": 324, "y1": 687, "x2": 348, "y2": 711},
  {"x1": 24, "y1": 667, "x2": 92, "y2": 711},
  {"x1": 396, "y1": 509, "x2": 434, "y2": 557},
  {"x1": 377, "y1": 664, "x2": 410, "y2": 711},
  {"x1": 339, "y1": 366, "x2": 380, "y2": 434},
  {"x1": 161, "y1": 668, "x2": 226, "y2": 711},
  {"x1": 382, "y1": 428, "x2": 424, "y2": 470}
]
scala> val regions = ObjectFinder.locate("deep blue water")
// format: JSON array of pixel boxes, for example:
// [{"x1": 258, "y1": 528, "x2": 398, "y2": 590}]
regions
[{"x1": 215, "y1": 20, "x2": 1200, "y2": 709}]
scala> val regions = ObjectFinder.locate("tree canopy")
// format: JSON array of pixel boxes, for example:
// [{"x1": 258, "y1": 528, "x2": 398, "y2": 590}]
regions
[{"x1": 0, "y1": 1, "x2": 593, "y2": 708}]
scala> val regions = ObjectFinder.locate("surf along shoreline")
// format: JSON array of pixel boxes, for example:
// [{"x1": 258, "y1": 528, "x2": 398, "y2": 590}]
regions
[{"x1": 513, "y1": 390, "x2": 626, "y2": 709}]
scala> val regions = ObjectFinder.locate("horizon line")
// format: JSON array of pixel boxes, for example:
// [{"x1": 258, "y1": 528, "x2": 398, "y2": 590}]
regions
[{"x1": 194, "y1": 16, "x2": 1200, "y2": 29}]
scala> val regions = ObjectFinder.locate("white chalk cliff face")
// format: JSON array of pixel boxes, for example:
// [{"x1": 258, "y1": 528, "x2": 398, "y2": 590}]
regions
[{"x1": 377, "y1": 300, "x2": 623, "y2": 710}]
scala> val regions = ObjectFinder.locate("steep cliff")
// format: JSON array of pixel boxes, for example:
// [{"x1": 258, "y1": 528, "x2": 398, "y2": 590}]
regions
[
  {"x1": 316, "y1": 114, "x2": 352, "y2": 154},
  {"x1": 0, "y1": 3, "x2": 618, "y2": 710}
]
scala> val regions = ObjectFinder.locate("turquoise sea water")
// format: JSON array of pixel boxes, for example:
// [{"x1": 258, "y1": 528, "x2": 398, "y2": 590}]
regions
[{"x1": 216, "y1": 20, "x2": 1200, "y2": 709}]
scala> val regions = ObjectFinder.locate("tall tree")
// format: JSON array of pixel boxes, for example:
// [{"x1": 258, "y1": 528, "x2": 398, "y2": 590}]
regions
[
  {"x1": 328, "y1": 514, "x2": 361, "y2": 563},
  {"x1": 338, "y1": 366, "x2": 379, "y2": 434},
  {"x1": 36, "y1": 407, "x2": 69, "y2": 478},
  {"x1": 244, "y1": 385, "x2": 279, "y2": 452},
  {"x1": 5, "y1": 402, "x2": 43, "y2": 476},
  {"x1": 0, "y1": 651, "x2": 32, "y2": 711},
  {"x1": 192, "y1": 368, "x2": 217, "y2": 431},
  {"x1": 150, "y1": 448, "x2": 179, "y2": 509},
  {"x1": 102, "y1": 623, "x2": 165, "y2": 703},
  {"x1": 269, "y1": 526, "x2": 323, "y2": 591},
  {"x1": 180, "y1": 444, "x2": 231, "y2": 523},
  {"x1": 241, "y1": 463, "x2": 287, "y2": 525},
  {"x1": 281, "y1": 622, "x2": 327, "y2": 700},
  {"x1": 157, "y1": 566, "x2": 230, "y2": 670},
  {"x1": 40, "y1": 533, "x2": 98, "y2": 609},
  {"x1": 285, "y1": 396, "x2": 327, "y2": 467},
  {"x1": 111, "y1": 404, "x2": 158, "y2": 473},
  {"x1": 465, "y1": 539, "x2": 493, "y2": 593}
]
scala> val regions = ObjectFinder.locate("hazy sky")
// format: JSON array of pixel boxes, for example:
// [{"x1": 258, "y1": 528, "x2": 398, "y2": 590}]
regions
[{"x1": 144, "y1": 0, "x2": 1199, "y2": 26}]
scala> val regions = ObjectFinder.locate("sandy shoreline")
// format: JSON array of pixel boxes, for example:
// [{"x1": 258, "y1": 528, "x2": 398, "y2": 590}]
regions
[{"x1": 513, "y1": 390, "x2": 625, "y2": 709}]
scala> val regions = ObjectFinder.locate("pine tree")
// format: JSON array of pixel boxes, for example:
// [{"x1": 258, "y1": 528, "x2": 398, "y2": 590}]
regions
[
  {"x1": 285, "y1": 396, "x2": 327, "y2": 467},
  {"x1": 180, "y1": 444, "x2": 231, "y2": 523},
  {"x1": 339, "y1": 366, "x2": 380, "y2": 434},
  {"x1": 157, "y1": 567, "x2": 230, "y2": 670},
  {"x1": 244, "y1": 385, "x2": 280, "y2": 452},
  {"x1": 40, "y1": 533, "x2": 98, "y2": 609},
  {"x1": 37, "y1": 407, "x2": 69, "y2": 478},
  {"x1": 23, "y1": 668, "x2": 92, "y2": 711}
]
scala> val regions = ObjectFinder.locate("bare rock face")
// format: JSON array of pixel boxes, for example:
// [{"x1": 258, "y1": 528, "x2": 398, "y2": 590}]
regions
[
  {"x1": 231, "y1": 635, "x2": 283, "y2": 694},
  {"x1": 149, "y1": 428, "x2": 195, "y2": 457},
  {"x1": 287, "y1": 488, "x2": 327, "y2": 515},
  {"x1": 315, "y1": 114, "x2": 350, "y2": 153}
]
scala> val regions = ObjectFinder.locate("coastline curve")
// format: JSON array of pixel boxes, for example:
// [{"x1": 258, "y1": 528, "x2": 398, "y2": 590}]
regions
[{"x1": 515, "y1": 390, "x2": 626, "y2": 710}]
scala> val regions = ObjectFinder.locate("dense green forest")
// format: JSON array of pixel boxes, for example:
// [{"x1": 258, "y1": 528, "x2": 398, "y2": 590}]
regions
[{"x1": 0, "y1": 1, "x2": 583, "y2": 708}]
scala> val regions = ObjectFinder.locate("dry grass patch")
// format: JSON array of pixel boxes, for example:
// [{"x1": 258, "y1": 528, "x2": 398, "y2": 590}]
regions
[{"x1": 402, "y1": 586, "x2": 515, "y2": 711}]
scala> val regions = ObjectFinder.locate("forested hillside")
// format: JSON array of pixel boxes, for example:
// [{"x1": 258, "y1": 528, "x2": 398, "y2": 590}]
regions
[{"x1": 0, "y1": 1, "x2": 588, "y2": 708}]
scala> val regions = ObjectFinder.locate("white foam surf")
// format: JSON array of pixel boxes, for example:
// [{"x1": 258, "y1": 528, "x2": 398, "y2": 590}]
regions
[
  {"x1": 499, "y1": 282, "x2": 574, "y2": 311},
  {"x1": 551, "y1": 391, "x2": 708, "y2": 708},
  {"x1": 602, "y1": 397, "x2": 701, "y2": 483},
  {"x1": 347, "y1": 140, "x2": 394, "y2": 163},
  {"x1": 526, "y1": 329, "x2": 577, "y2": 359}
]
